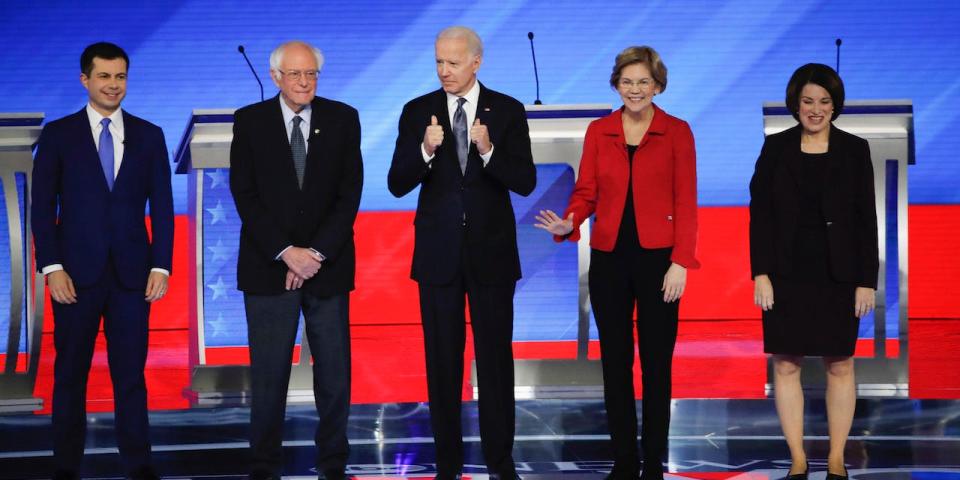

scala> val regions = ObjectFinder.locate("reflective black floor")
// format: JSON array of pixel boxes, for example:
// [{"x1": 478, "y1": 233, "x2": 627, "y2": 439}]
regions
[{"x1": 2, "y1": 399, "x2": 959, "y2": 479}]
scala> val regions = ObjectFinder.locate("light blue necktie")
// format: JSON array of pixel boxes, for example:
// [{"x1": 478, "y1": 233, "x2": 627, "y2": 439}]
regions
[{"x1": 98, "y1": 118, "x2": 114, "y2": 191}]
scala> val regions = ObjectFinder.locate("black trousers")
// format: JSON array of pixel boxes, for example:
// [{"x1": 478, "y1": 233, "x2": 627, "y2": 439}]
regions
[
  {"x1": 51, "y1": 262, "x2": 152, "y2": 474},
  {"x1": 418, "y1": 247, "x2": 517, "y2": 477},
  {"x1": 589, "y1": 246, "x2": 679, "y2": 473},
  {"x1": 244, "y1": 290, "x2": 351, "y2": 476}
]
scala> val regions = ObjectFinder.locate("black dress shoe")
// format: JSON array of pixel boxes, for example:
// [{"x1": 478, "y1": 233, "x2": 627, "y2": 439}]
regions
[
  {"x1": 825, "y1": 468, "x2": 849, "y2": 480},
  {"x1": 433, "y1": 475, "x2": 461, "y2": 480},
  {"x1": 605, "y1": 471, "x2": 641, "y2": 480},
  {"x1": 128, "y1": 465, "x2": 161, "y2": 480},
  {"x1": 319, "y1": 469, "x2": 351, "y2": 480},
  {"x1": 784, "y1": 463, "x2": 809, "y2": 480},
  {"x1": 52, "y1": 470, "x2": 79, "y2": 480},
  {"x1": 249, "y1": 470, "x2": 280, "y2": 480},
  {"x1": 488, "y1": 475, "x2": 521, "y2": 480}
]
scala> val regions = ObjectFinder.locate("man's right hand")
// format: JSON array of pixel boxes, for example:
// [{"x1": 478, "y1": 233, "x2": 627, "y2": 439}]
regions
[
  {"x1": 422, "y1": 115, "x2": 444, "y2": 156},
  {"x1": 48, "y1": 270, "x2": 77, "y2": 304},
  {"x1": 281, "y1": 247, "x2": 323, "y2": 280}
]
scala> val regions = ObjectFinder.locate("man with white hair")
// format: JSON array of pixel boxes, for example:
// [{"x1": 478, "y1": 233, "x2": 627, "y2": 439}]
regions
[
  {"x1": 388, "y1": 26, "x2": 536, "y2": 479},
  {"x1": 230, "y1": 40, "x2": 363, "y2": 480}
]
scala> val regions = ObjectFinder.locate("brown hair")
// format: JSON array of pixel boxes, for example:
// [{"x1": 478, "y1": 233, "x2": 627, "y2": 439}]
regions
[
  {"x1": 609, "y1": 46, "x2": 667, "y2": 92},
  {"x1": 785, "y1": 63, "x2": 845, "y2": 121}
]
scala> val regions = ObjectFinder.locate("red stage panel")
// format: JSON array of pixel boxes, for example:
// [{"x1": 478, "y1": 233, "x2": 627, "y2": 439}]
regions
[
  {"x1": 26, "y1": 205, "x2": 960, "y2": 413},
  {"x1": 908, "y1": 205, "x2": 960, "y2": 318}
]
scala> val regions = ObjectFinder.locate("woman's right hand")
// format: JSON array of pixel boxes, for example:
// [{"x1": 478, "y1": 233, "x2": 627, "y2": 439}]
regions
[
  {"x1": 754, "y1": 274, "x2": 774, "y2": 311},
  {"x1": 533, "y1": 209, "x2": 575, "y2": 236}
]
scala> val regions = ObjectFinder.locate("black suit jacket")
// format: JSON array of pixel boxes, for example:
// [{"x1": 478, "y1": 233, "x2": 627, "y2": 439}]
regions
[
  {"x1": 230, "y1": 95, "x2": 363, "y2": 296},
  {"x1": 388, "y1": 83, "x2": 536, "y2": 286},
  {"x1": 32, "y1": 108, "x2": 174, "y2": 290},
  {"x1": 749, "y1": 124, "x2": 879, "y2": 288}
]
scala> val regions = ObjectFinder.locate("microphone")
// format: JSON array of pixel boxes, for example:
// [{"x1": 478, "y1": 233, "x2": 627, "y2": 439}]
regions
[
  {"x1": 238, "y1": 45, "x2": 264, "y2": 102},
  {"x1": 527, "y1": 32, "x2": 542, "y2": 105},
  {"x1": 835, "y1": 38, "x2": 842, "y2": 74}
]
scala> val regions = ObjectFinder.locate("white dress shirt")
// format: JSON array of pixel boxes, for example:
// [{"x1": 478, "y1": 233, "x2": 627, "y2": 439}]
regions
[
  {"x1": 278, "y1": 95, "x2": 312, "y2": 155},
  {"x1": 275, "y1": 96, "x2": 324, "y2": 262},
  {"x1": 421, "y1": 79, "x2": 494, "y2": 166}
]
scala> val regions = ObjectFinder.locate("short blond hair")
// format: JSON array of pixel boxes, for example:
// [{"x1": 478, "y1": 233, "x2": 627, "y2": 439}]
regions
[{"x1": 609, "y1": 46, "x2": 667, "y2": 93}]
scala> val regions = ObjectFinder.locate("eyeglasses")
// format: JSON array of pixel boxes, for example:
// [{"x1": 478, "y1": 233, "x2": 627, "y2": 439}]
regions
[
  {"x1": 277, "y1": 69, "x2": 319, "y2": 81},
  {"x1": 619, "y1": 78, "x2": 655, "y2": 89}
]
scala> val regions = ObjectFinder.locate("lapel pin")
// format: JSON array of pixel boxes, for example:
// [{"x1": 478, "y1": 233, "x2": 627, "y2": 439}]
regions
[
  {"x1": 314, "y1": 129, "x2": 320, "y2": 135},
  {"x1": 483, "y1": 107, "x2": 491, "y2": 112}
]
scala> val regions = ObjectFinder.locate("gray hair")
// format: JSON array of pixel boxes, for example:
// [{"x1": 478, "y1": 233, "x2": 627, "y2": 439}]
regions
[
  {"x1": 436, "y1": 26, "x2": 483, "y2": 57},
  {"x1": 269, "y1": 41, "x2": 325, "y2": 80}
]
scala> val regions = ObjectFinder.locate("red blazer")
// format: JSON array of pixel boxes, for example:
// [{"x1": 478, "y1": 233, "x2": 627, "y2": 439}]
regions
[{"x1": 557, "y1": 104, "x2": 700, "y2": 269}]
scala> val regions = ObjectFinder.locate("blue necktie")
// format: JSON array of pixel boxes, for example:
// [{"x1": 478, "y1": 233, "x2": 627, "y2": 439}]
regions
[
  {"x1": 453, "y1": 97, "x2": 468, "y2": 174},
  {"x1": 98, "y1": 118, "x2": 114, "y2": 191}
]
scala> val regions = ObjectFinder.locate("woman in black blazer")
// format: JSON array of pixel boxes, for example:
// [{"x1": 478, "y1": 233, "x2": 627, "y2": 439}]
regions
[{"x1": 749, "y1": 63, "x2": 878, "y2": 480}]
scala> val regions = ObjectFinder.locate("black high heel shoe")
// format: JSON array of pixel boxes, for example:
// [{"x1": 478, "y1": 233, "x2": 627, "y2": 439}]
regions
[
  {"x1": 825, "y1": 467, "x2": 849, "y2": 480},
  {"x1": 784, "y1": 462, "x2": 809, "y2": 480}
]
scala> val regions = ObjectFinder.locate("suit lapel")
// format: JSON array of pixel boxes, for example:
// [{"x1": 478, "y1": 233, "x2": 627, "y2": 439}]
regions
[
  {"x1": 113, "y1": 111, "x2": 138, "y2": 192},
  {"x1": 303, "y1": 97, "x2": 326, "y2": 189},
  {"x1": 75, "y1": 108, "x2": 113, "y2": 194},
  {"x1": 782, "y1": 125, "x2": 804, "y2": 190},
  {"x1": 431, "y1": 90, "x2": 462, "y2": 178},
  {"x1": 267, "y1": 96, "x2": 302, "y2": 191}
]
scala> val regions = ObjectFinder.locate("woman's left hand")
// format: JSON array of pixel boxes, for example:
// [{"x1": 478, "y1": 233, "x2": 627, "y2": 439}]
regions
[
  {"x1": 855, "y1": 287, "x2": 876, "y2": 318},
  {"x1": 662, "y1": 262, "x2": 687, "y2": 303}
]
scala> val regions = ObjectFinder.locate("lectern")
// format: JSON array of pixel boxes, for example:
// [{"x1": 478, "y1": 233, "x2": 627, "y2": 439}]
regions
[{"x1": 0, "y1": 113, "x2": 45, "y2": 413}]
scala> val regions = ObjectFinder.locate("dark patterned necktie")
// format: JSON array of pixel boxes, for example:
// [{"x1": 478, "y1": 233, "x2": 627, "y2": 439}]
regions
[
  {"x1": 291, "y1": 115, "x2": 306, "y2": 188},
  {"x1": 453, "y1": 97, "x2": 468, "y2": 174}
]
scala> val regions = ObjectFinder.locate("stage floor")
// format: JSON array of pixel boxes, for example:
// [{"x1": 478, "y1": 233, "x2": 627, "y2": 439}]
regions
[{"x1": 2, "y1": 398, "x2": 959, "y2": 479}]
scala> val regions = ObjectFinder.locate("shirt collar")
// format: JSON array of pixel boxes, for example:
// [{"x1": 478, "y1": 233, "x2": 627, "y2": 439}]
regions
[
  {"x1": 86, "y1": 103, "x2": 124, "y2": 136},
  {"x1": 278, "y1": 95, "x2": 312, "y2": 126},
  {"x1": 445, "y1": 78, "x2": 480, "y2": 108}
]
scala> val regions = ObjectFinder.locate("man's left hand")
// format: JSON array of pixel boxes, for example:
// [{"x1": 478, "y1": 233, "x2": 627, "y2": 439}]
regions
[
  {"x1": 145, "y1": 271, "x2": 169, "y2": 303},
  {"x1": 470, "y1": 118, "x2": 492, "y2": 155}
]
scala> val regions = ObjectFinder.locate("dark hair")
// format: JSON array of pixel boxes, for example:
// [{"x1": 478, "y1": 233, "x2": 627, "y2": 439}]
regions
[
  {"x1": 80, "y1": 42, "x2": 129, "y2": 76},
  {"x1": 785, "y1": 63, "x2": 844, "y2": 121},
  {"x1": 609, "y1": 46, "x2": 667, "y2": 93}
]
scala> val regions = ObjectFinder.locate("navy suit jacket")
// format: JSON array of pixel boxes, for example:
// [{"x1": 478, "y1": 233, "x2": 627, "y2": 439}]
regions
[
  {"x1": 388, "y1": 83, "x2": 536, "y2": 285},
  {"x1": 31, "y1": 108, "x2": 175, "y2": 290}
]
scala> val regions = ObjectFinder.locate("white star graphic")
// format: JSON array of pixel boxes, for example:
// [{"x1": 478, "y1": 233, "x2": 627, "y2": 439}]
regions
[
  {"x1": 208, "y1": 312, "x2": 224, "y2": 339},
  {"x1": 206, "y1": 169, "x2": 227, "y2": 189},
  {"x1": 207, "y1": 276, "x2": 229, "y2": 301},
  {"x1": 206, "y1": 238, "x2": 231, "y2": 263},
  {"x1": 206, "y1": 200, "x2": 227, "y2": 225}
]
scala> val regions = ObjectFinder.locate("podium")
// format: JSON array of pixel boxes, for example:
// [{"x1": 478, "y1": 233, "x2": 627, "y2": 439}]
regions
[
  {"x1": 0, "y1": 113, "x2": 45, "y2": 413},
  {"x1": 176, "y1": 104, "x2": 612, "y2": 406},
  {"x1": 471, "y1": 104, "x2": 612, "y2": 399},
  {"x1": 762, "y1": 100, "x2": 914, "y2": 397}
]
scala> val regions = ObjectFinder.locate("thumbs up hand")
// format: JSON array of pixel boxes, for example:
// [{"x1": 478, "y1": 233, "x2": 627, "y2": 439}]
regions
[
  {"x1": 470, "y1": 118, "x2": 492, "y2": 155},
  {"x1": 423, "y1": 115, "x2": 444, "y2": 156}
]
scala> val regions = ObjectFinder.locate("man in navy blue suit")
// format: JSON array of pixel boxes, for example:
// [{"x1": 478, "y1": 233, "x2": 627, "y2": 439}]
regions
[{"x1": 31, "y1": 42, "x2": 173, "y2": 480}]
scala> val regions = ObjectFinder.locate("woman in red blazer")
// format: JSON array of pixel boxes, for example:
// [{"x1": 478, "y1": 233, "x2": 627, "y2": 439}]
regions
[{"x1": 536, "y1": 46, "x2": 699, "y2": 480}]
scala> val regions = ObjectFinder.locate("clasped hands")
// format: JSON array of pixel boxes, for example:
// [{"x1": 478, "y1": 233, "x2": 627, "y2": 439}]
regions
[
  {"x1": 422, "y1": 115, "x2": 491, "y2": 157},
  {"x1": 282, "y1": 247, "x2": 323, "y2": 290}
]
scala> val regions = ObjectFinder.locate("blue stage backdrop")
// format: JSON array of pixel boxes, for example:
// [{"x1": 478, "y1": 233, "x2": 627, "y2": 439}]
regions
[
  {"x1": 1, "y1": 0, "x2": 958, "y2": 212},
  {"x1": 1, "y1": 1, "x2": 958, "y2": 348}
]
